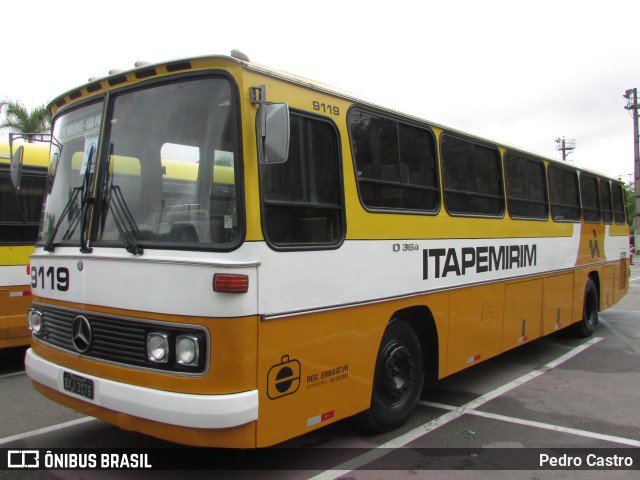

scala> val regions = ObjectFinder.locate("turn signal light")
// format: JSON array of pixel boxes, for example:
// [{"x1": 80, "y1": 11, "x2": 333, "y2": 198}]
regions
[{"x1": 213, "y1": 274, "x2": 249, "y2": 293}]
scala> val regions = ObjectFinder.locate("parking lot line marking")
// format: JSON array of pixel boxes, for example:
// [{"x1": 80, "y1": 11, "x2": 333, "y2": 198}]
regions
[
  {"x1": 469, "y1": 409, "x2": 640, "y2": 447},
  {"x1": 309, "y1": 337, "x2": 602, "y2": 480},
  {"x1": 421, "y1": 401, "x2": 640, "y2": 447},
  {"x1": 0, "y1": 371, "x2": 26, "y2": 379},
  {"x1": 0, "y1": 417, "x2": 96, "y2": 446}
]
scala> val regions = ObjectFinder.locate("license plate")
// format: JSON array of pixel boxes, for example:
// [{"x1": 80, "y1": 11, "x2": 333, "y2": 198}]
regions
[{"x1": 63, "y1": 372, "x2": 94, "y2": 400}]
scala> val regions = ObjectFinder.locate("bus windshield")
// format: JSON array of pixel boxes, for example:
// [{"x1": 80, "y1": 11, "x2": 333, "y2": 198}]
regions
[
  {"x1": 42, "y1": 101, "x2": 103, "y2": 246},
  {"x1": 0, "y1": 163, "x2": 46, "y2": 244},
  {"x1": 42, "y1": 76, "x2": 241, "y2": 251}
]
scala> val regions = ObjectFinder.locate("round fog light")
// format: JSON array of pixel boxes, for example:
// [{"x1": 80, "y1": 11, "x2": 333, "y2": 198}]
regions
[
  {"x1": 176, "y1": 335, "x2": 199, "y2": 366},
  {"x1": 147, "y1": 333, "x2": 169, "y2": 363},
  {"x1": 28, "y1": 310, "x2": 43, "y2": 334}
]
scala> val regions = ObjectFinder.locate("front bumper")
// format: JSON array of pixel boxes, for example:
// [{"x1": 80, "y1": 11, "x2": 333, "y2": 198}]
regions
[{"x1": 25, "y1": 348, "x2": 258, "y2": 429}]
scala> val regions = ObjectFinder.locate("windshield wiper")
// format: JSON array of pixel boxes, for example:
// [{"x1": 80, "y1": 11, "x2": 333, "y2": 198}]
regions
[
  {"x1": 99, "y1": 146, "x2": 143, "y2": 255},
  {"x1": 104, "y1": 183, "x2": 144, "y2": 255},
  {"x1": 43, "y1": 188, "x2": 82, "y2": 252},
  {"x1": 44, "y1": 146, "x2": 95, "y2": 252}
]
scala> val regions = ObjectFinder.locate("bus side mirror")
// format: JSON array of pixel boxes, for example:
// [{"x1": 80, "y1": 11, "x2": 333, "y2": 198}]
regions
[
  {"x1": 259, "y1": 103, "x2": 290, "y2": 164},
  {"x1": 10, "y1": 145, "x2": 24, "y2": 190}
]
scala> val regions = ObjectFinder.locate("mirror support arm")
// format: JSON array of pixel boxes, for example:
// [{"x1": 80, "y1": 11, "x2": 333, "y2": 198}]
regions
[
  {"x1": 251, "y1": 84, "x2": 290, "y2": 165},
  {"x1": 251, "y1": 85, "x2": 268, "y2": 139}
]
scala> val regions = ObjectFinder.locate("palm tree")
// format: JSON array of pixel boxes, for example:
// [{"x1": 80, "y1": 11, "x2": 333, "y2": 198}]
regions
[{"x1": 0, "y1": 99, "x2": 51, "y2": 141}]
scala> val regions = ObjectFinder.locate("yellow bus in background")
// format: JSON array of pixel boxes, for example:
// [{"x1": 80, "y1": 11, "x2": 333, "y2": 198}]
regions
[
  {"x1": 24, "y1": 52, "x2": 628, "y2": 448},
  {"x1": 0, "y1": 141, "x2": 47, "y2": 349}
]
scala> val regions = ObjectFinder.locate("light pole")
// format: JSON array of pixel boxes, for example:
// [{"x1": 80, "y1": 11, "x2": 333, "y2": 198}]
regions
[
  {"x1": 623, "y1": 88, "x2": 639, "y2": 249},
  {"x1": 555, "y1": 137, "x2": 576, "y2": 161}
]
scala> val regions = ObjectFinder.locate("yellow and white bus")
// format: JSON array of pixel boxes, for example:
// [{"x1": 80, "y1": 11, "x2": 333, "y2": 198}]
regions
[
  {"x1": 24, "y1": 52, "x2": 628, "y2": 448},
  {"x1": 0, "y1": 141, "x2": 48, "y2": 349}
]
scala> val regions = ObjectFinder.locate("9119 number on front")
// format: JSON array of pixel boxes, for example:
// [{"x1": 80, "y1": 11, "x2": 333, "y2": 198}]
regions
[{"x1": 31, "y1": 266, "x2": 70, "y2": 291}]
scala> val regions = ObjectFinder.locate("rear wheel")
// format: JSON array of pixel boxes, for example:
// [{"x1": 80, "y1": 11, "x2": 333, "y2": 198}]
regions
[
  {"x1": 356, "y1": 318, "x2": 424, "y2": 432},
  {"x1": 572, "y1": 278, "x2": 598, "y2": 338}
]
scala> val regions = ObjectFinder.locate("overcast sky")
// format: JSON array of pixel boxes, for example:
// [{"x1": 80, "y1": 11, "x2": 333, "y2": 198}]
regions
[{"x1": 2, "y1": 0, "x2": 639, "y2": 181}]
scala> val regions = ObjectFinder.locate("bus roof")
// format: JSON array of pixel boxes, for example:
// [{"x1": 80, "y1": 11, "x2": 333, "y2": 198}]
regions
[{"x1": 47, "y1": 52, "x2": 622, "y2": 184}]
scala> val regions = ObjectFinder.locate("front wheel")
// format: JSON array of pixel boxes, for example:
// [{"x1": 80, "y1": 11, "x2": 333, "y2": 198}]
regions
[
  {"x1": 571, "y1": 278, "x2": 599, "y2": 338},
  {"x1": 356, "y1": 318, "x2": 424, "y2": 432}
]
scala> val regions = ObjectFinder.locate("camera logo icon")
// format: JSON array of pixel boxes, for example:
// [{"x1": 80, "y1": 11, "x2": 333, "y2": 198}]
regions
[{"x1": 7, "y1": 450, "x2": 39, "y2": 468}]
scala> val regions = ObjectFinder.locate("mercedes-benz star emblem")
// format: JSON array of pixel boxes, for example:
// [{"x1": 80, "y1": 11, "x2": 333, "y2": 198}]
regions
[{"x1": 72, "y1": 316, "x2": 92, "y2": 353}]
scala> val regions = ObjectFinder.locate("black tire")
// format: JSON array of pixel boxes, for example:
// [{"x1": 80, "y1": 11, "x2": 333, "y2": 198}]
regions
[
  {"x1": 572, "y1": 278, "x2": 598, "y2": 338},
  {"x1": 356, "y1": 318, "x2": 424, "y2": 432}
]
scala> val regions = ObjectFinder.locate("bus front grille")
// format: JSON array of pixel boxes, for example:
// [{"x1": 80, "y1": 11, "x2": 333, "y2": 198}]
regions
[{"x1": 32, "y1": 304, "x2": 207, "y2": 375}]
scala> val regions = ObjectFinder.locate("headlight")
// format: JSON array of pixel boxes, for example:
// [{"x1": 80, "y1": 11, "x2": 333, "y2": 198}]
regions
[
  {"x1": 147, "y1": 333, "x2": 169, "y2": 363},
  {"x1": 28, "y1": 310, "x2": 43, "y2": 334},
  {"x1": 176, "y1": 335, "x2": 200, "y2": 366}
]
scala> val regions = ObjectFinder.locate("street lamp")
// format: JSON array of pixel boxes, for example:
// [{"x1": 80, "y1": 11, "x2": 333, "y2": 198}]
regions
[{"x1": 555, "y1": 137, "x2": 575, "y2": 161}]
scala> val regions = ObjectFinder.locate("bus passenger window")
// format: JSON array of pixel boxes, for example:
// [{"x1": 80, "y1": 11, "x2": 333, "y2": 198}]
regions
[
  {"x1": 347, "y1": 109, "x2": 438, "y2": 212},
  {"x1": 441, "y1": 135, "x2": 503, "y2": 216},
  {"x1": 579, "y1": 173, "x2": 601, "y2": 224},
  {"x1": 548, "y1": 165, "x2": 581, "y2": 222},
  {"x1": 259, "y1": 112, "x2": 343, "y2": 248},
  {"x1": 599, "y1": 179, "x2": 613, "y2": 224},
  {"x1": 504, "y1": 152, "x2": 548, "y2": 219},
  {"x1": 612, "y1": 182, "x2": 627, "y2": 225}
]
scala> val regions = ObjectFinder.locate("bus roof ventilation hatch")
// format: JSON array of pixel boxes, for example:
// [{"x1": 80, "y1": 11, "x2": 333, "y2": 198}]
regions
[{"x1": 231, "y1": 49, "x2": 250, "y2": 62}]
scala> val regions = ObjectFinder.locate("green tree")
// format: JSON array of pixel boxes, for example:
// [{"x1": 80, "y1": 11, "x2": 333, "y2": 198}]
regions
[
  {"x1": 626, "y1": 183, "x2": 635, "y2": 234},
  {"x1": 0, "y1": 99, "x2": 51, "y2": 141}
]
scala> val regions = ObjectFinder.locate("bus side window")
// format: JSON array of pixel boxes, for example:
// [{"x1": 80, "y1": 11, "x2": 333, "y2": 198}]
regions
[
  {"x1": 579, "y1": 173, "x2": 601, "y2": 224},
  {"x1": 348, "y1": 109, "x2": 439, "y2": 213},
  {"x1": 612, "y1": 182, "x2": 627, "y2": 225},
  {"x1": 504, "y1": 152, "x2": 548, "y2": 220},
  {"x1": 441, "y1": 135, "x2": 503, "y2": 217},
  {"x1": 599, "y1": 179, "x2": 613, "y2": 225},
  {"x1": 548, "y1": 165, "x2": 581, "y2": 222},
  {"x1": 259, "y1": 111, "x2": 343, "y2": 248}
]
